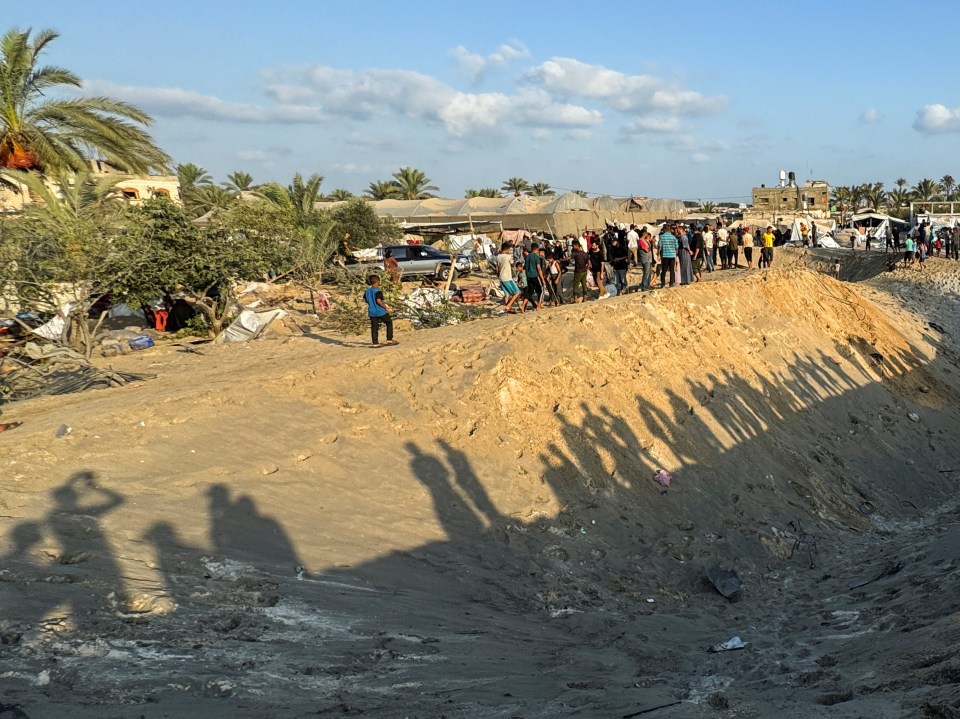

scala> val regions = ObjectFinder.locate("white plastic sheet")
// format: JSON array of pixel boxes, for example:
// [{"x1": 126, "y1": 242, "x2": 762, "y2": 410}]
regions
[{"x1": 218, "y1": 309, "x2": 287, "y2": 343}]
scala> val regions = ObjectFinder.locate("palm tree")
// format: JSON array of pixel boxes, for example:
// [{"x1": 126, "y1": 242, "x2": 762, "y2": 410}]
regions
[
  {"x1": 886, "y1": 188, "x2": 911, "y2": 219},
  {"x1": 701, "y1": 201, "x2": 717, "y2": 213},
  {"x1": 849, "y1": 184, "x2": 867, "y2": 211},
  {"x1": 255, "y1": 172, "x2": 324, "y2": 224},
  {"x1": 390, "y1": 167, "x2": 438, "y2": 200},
  {"x1": 526, "y1": 182, "x2": 555, "y2": 196},
  {"x1": 941, "y1": 174, "x2": 956, "y2": 201},
  {"x1": 894, "y1": 177, "x2": 908, "y2": 192},
  {"x1": 365, "y1": 180, "x2": 400, "y2": 200},
  {"x1": 222, "y1": 170, "x2": 253, "y2": 195},
  {"x1": 176, "y1": 163, "x2": 213, "y2": 193},
  {"x1": 192, "y1": 184, "x2": 234, "y2": 215},
  {"x1": 0, "y1": 28, "x2": 169, "y2": 174},
  {"x1": 911, "y1": 178, "x2": 941, "y2": 202},
  {"x1": 501, "y1": 177, "x2": 530, "y2": 196},
  {"x1": 863, "y1": 183, "x2": 887, "y2": 211},
  {"x1": 326, "y1": 188, "x2": 354, "y2": 201},
  {"x1": 573, "y1": 189, "x2": 588, "y2": 198},
  {"x1": 464, "y1": 188, "x2": 501, "y2": 198},
  {"x1": 831, "y1": 186, "x2": 853, "y2": 225}
]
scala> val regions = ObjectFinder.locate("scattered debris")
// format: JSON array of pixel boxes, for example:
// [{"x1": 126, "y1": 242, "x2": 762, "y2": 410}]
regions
[
  {"x1": 705, "y1": 564, "x2": 742, "y2": 600},
  {"x1": 0, "y1": 341, "x2": 156, "y2": 402},
  {"x1": 709, "y1": 636, "x2": 748, "y2": 653},
  {"x1": 929, "y1": 322, "x2": 947, "y2": 334},
  {"x1": 55, "y1": 424, "x2": 72, "y2": 438},
  {"x1": 908, "y1": 412, "x2": 921, "y2": 423},
  {"x1": 217, "y1": 309, "x2": 288, "y2": 343},
  {"x1": 0, "y1": 421, "x2": 22, "y2": 433}
]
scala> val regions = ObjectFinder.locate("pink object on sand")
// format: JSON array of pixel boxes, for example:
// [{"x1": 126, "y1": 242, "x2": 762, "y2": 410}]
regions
[{"x1": 653, "y1": 469, "x2": 672, "y2": 487}]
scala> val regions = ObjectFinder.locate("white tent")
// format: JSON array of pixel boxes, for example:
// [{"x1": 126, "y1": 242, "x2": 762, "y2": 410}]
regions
[{"x1": 789, "y1": 217, "x2": 838, "y2": 248}]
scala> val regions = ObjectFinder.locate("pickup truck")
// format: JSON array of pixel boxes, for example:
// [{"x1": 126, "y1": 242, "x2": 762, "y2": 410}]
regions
[{"x1": 343, "y1": 244, "x2": 471, "y2": 280}]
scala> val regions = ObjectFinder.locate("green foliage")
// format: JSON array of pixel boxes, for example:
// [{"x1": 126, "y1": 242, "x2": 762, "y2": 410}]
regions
[
  {"x1": 365, "y1": 180, "x2": 400, "y2": 200},
  {"x1": 223, "y1": 170, "x2": 254, "y2": 195},
  {"x1": 527, "y1": 182, "x2": 555, "y2": 196},
  {"x1": 326, "y1": 188, "x2": 354, "y2": 201},
  {"x1": 911, "y1": 178, "x2": 941, "y2": 203},
  {"x1": 501, "y1": 177, "x2": 530, "y2": 194},
  {"x1": 331, "y1": 197, "x2": 401, "y2": 250},
  {"x1": 0, "y1": 27, "x2": 170, "y2": 174},
  {"x1": 0, "y1": 171, "x2": 135, "y2": 353},
  {"x1": 115, "y1": 197, "x2": 282, "y2": 335},
  {"x1": 390, "y1": 167, "x2": 438, "y2": 200},
  {"x1": 465, "y1": 188, "x2": 501, "y2": 198}
]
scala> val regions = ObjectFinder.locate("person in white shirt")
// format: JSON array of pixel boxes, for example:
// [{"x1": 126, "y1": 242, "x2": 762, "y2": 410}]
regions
[
  {"x1": 716, "y1": 226, "x2": 729, "y2": 269},
  {"x1": 626, "y1": 224, "x2": 640, "y2": 267},
  {"x1": 703, "y1": 225, "x2": 715, "y2": 272}
]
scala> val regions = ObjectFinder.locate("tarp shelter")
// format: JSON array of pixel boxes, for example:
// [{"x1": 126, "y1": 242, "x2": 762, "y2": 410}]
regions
[
  {"x1": 849, "y1": 211, "x2": 907, "y2": 244},
  {"x1": 790, "y1": 217, "x2": 838, "y2": 248}
]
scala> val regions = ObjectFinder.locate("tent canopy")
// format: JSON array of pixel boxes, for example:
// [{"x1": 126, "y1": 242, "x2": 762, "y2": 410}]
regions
[{"x1": 850, "y1": 211, "x2": 908, "y2": 225}]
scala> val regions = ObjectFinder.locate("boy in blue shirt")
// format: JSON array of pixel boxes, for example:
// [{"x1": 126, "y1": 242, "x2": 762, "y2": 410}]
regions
[{"x1": 364, "y1": 275, "x2": 397, "y2": 348}]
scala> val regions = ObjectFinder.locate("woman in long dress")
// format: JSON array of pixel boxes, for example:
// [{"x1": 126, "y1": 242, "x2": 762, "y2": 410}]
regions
[{"x1": 678, "y1": 228, "x2": 695, "y2": 285}]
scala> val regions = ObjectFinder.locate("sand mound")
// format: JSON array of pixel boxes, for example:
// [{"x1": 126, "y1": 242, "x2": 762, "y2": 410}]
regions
[{"x1": 2, "y1": 262, "x2": 959, "y2": 717}]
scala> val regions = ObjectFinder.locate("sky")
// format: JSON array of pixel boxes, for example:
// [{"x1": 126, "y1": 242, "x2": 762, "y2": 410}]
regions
[{"x1": 10, "y1": 1, "x2": 960, "y2": 201}]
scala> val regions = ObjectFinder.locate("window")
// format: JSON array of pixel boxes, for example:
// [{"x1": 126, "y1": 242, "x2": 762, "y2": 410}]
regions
[
  {"x1": 121, "y1": 188, "x2": 140, "y2": 200},
  {"x1": 154, "y1": 188, "x2": 170, "y2": 197}
]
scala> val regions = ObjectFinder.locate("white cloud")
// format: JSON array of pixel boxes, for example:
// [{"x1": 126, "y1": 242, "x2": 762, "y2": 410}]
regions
[
  {"x1": 451, "y1": 41, "x2": 529, "y2": 82},
  {"x1": 83, "y1": 80, "x2": 327, "y2": 124},
  {"x1": 691, "y1": 153, "x2": 711, "y2": 164},
  {"x1": 859, "y1": 108, "x2": 882, "y2": 124},
  {"x1": 625, "y1": 116, "x2": 683, "y2": 134},
  {"x1": 914, "y1": 104, "x2": 960, "y2": 134},
  {"x1": 263, "y1": 65, "x2": 600, "y2": 137},
  {"x1": 526, "y1": 57, "x2": 724, "y2": 117}
]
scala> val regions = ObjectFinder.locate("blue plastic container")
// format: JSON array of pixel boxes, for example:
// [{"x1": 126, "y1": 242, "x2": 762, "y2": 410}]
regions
[{"x1": 128, "y1": 336, "x2": 155, "y2": 351}]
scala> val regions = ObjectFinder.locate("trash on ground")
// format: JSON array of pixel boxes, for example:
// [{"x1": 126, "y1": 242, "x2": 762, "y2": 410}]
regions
[
  {"x1": 0, "y1": 421, "x2": 22, "y2": 433},
  {"x1": 705, "y1": 564, "x2": 743, "y2": 600},
  {"x1": 908, "y1": 412, "x2": 920, "y2": 422},
  {"x1": 709, "y1": 636, "x2": 748, "y2": 653},
  {"x1": 128, "y1": 336, "x2": 155, "y2": 351},
  {"x1": 652, "y1": 469, "x2": 672, "y2": 488},
  {"x1": 55, "y1": 425, "x2": 72, "y2": 438},
  {"x1": 217, "y1": 309, "x2": 287, "y2": 343}
]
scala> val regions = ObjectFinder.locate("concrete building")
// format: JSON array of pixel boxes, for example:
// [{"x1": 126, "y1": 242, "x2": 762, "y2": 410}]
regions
[
  {"x1": 87, "y1": 160, "x2": 181, "y2": 203},
  {"x1": 751, "y1": 179, "x2": 831, "y2": 219},
  {"x1": 0, "y1": 160, "x2": 181, "y2": 212}
]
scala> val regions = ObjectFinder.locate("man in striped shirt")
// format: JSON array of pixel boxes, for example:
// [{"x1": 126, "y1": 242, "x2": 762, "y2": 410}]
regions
[{"x1": 658, "y1": 227, "x2": 679, "y2": 288}]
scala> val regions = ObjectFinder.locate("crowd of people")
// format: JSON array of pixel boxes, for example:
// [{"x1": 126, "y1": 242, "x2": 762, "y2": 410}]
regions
[
  {"x1": 885, "y1": 220, "x2": 960, "y2": 270},
  {"x1": 491, "y1": 221, "x2": 779, "y2": 312}
]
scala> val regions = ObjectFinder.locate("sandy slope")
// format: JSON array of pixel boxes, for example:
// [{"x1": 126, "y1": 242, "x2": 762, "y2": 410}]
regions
[{"x1": 1, "y1": 254, "x2": 959, "y2": 718}]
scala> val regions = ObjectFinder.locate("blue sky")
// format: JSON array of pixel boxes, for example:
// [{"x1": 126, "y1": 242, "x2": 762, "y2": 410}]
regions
[{"x1": 12, "y1": 1, "x2": 960, "y2": 199}]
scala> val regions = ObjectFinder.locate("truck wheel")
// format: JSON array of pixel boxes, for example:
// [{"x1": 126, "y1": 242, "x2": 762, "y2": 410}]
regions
[{"x1": 437, "y1": 266, "x2": 452, "y2": 281}]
